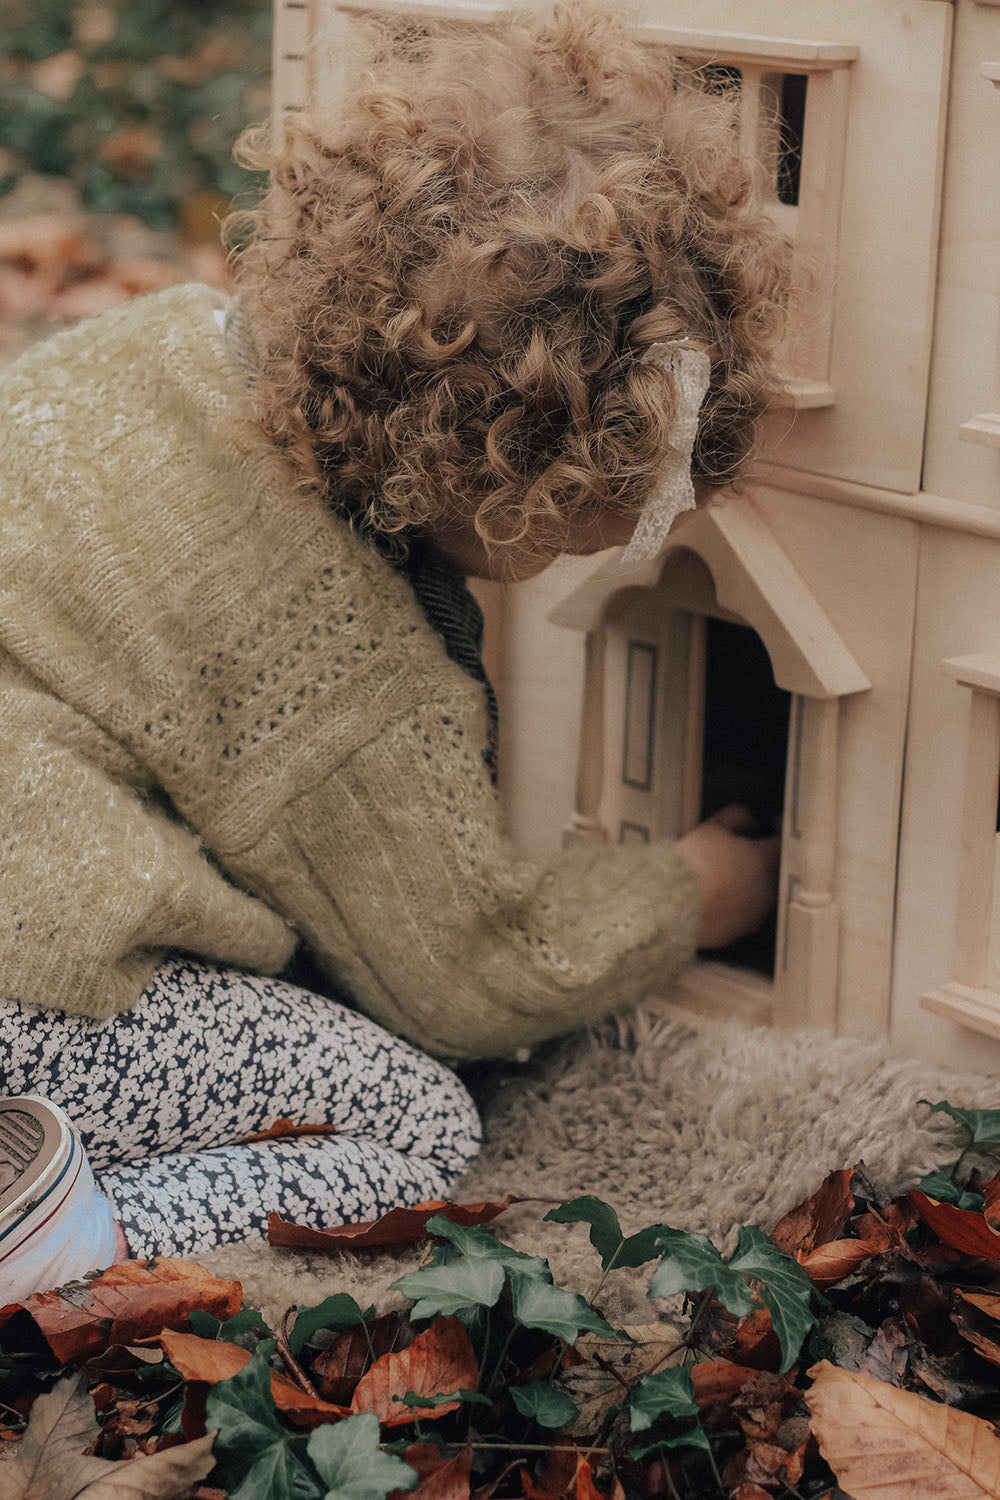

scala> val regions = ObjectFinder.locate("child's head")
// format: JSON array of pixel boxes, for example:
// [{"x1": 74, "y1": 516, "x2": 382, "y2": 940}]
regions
[{"x1": 231, "y1": 2, "x2": 790, "y2": 574}]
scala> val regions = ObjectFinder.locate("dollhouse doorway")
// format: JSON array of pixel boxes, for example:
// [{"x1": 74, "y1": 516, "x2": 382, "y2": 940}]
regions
[{"x1": 549, "y1": 494, "x2": 870, "y2": 1027}]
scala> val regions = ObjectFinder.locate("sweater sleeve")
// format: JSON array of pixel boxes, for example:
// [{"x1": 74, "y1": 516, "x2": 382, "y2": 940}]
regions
[
  {"x1": 0, "y1": 676, "x2": 295, "y2": 1016},
  {"x1": 232, "y1": 683, "x2": 702, "y2": 1059}
]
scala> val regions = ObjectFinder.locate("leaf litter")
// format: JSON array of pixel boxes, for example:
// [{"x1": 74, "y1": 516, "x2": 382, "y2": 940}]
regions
[{"x1": 4, "y1": 1104, "x2": 1000, "y2": 1498}]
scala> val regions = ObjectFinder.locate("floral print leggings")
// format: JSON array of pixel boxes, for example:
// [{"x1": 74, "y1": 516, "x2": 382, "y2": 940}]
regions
[{"x1": 0, "y1": 958, "x2": 481, "y2": 1259}]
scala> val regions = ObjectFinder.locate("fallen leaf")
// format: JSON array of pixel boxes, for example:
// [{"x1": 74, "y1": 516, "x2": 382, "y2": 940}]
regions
[
  {"x1": 908, "y1": 1190, "x2": 1000, "y2": 1259},
  {"x1": 857, "y1": 1320, "x2": 909, "y2": 1387},
  {"x1": 0, "y1": 1371, "x2": 215, "y2": 1500},
  {"x1": 314, "y1": 1310, "x2": 413, "y2": 1406},
  {"x1": 982, "y1": 1169, "x2": 1000, "y2": 1233},
  {"x1": 807, "y1": 1358, "x2": 1000, "y2": 1497},
  {"x1": 390, "y1": 1443, "x2": 473, "y2": 1500},
  {"x1": 770, "y1": 1168, "x2": 858, "y2": 1258},
  {"x1": 0, "y1": 1259, "x2": 243, "y2": 1363},
  {"x1": 800, "y1": 1234, "x2": 886, "y2": 1289},
  {"x1": 690, "y1": 1360, "x2": 762, "y2": 1413},
  {"x1": 150, "y1": 1330, "x2": 349, "y2": 1426},
  {"x1": 268, "y1": 1197, "x2": 520, "y2": 1252},
  {"x1": 351, "y1": 1316, "x2": 479, "y2": 1426},
  {"x1": 236, "y1": 1116, "x2": 340, "y2": 1145}
]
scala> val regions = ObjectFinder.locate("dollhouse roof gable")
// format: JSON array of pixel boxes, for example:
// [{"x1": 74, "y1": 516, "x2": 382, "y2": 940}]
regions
[{"x1": 548, "y1": 496, "x2": 870, "y2": 701}]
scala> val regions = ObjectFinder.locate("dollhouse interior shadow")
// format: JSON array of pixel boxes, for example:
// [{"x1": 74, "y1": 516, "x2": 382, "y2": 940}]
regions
[{"x1": 697, "y1": 616, "x2": 790, "y2": 977}]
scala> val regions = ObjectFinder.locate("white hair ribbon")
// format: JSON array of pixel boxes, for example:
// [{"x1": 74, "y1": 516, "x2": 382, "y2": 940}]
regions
[{"x1": 619, "y1": 340, "x2": 711, "y2": 564}]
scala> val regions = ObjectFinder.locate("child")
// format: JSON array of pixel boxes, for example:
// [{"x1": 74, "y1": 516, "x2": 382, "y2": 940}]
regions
[{"x1": 0, "y1": 2, "x2": 786, "y2": 1305}]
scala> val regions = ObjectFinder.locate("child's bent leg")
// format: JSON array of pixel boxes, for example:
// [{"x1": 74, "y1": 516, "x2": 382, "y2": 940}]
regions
[
  {"x1": 97, "y1": 1131, "x2": 467, "y2": 1260},
  {"x1": 0, "y1": 956, "x2": 481, "y2": 1175}
]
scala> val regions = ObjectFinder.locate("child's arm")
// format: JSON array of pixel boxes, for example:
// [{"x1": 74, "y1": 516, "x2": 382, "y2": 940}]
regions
[{"x1": 227, "y1": 673, "x2": 771, "y2": 1060}]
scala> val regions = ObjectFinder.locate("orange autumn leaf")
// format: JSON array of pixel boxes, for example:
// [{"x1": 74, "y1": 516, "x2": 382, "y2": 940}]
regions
[
  {"x1": 806, "y1": 1359, "x2": 1000, "y2": 1497},
  {"x1": 770, "y1": 1167, "x2": 858, "y2": 1258},
  {"x1": 351, "y1": 1316, "x2": 479, "y2": 1427},
  {"x1": 389, "y1": 1442, "x2": 473, "y2": 1500},
  {"x1": 799, "y1": 1229, "x2": 890, "y2": 1289},
  {"x1": 908, "y1": 1190, "x2": 1000, "y2": 1259},
  {"x1": 573, "y1": 1457, "x2": 623, "y2": 1500},
  {"x1": 153, "y1": 1330, "x2": 348, "y2": 1426},
  {"x1": 268, "y1": 1195, "x2": 521, "y2": 1253},
  {"x1": 690, "y1": 1360, "x2": 762, "y2": 1411},
  {"x1": 0, "y1": 1258, "x2": 242, "y2": 1363}
]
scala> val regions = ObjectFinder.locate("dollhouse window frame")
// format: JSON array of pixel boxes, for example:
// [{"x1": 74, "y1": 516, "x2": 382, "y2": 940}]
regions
[
  {"x1": 635, "y1": 24, "x2": 858, "y2": 410},
  {"x1": 922, "y1": 654, "x2": 1000, "y2": 1040}
]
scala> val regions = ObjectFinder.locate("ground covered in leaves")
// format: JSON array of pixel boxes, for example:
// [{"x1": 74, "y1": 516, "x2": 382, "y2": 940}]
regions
[
  {"x1": 3, "y1": 1101, "x2": 1000, "y2": 1498},
  {"x1": 0, "y1": 0, "x2": 271, "y2": 359}
]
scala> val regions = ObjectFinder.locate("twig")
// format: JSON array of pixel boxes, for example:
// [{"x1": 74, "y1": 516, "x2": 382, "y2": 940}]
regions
[{"x1": 278, "y1": 1307, "x2": 321, "y2": 1398}]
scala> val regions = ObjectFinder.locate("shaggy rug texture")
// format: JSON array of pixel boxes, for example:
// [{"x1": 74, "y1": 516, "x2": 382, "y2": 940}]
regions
[{"x1": 199, "y1": 1006, "x2": 999, "y2": 1328}]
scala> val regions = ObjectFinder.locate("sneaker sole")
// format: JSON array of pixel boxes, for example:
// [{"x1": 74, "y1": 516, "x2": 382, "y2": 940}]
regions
[{"x1": 0, "y1": 1097, "x2": 76, "y2": 1258}]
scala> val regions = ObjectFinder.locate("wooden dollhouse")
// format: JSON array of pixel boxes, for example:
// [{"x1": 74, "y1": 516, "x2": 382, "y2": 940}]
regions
[{"x1": 273, "y1": 0, "x2": 1000, "y2": 1072}]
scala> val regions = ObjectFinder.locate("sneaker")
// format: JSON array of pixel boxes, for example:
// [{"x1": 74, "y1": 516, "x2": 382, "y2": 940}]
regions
[{"x1": 0, "y1": 1096, "x2": 117, "y2": 1307}]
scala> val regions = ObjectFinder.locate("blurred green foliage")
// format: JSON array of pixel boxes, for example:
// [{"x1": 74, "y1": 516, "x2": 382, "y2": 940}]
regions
[{"x1": 0, "y1": 0, "x2": 272, "y2": 230}]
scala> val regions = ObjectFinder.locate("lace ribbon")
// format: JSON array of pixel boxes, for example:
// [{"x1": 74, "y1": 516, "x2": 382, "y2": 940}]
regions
[{"x1": 619, "y1": 341, "x2": 711, "y2": 564}]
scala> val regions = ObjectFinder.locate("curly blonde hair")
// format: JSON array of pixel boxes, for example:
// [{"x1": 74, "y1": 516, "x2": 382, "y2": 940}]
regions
[{"x1": 228, "y1": 2, "x2": 790, "y2": 565}]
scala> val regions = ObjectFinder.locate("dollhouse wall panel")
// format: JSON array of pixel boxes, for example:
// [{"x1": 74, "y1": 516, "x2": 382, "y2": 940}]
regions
[
  {"x1": 923, "y1": 0, "x2": 1000, "y2": 505},
  {"x1": 893, "y1": 529, "x2": 1000, "y2": 1073}
]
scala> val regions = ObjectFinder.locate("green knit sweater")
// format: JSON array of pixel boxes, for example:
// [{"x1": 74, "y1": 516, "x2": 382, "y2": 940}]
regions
[{"x1": 0, "y1": 283, "x2": 700, "y2": 1058}]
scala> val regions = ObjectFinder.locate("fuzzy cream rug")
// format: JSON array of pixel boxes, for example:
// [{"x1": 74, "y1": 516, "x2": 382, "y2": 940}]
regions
[{"x1": 199, "y1": 1006, "x2": 998, "y2": 1327}]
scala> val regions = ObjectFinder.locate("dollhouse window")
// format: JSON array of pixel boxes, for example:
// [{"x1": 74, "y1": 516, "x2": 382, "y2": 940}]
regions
[
  {"x1": 641, "y1": 24, "x2": 858, "y2": 408},
  {"x1": 922, "y1": 655, "x2": 1000, "y2": 1039}
]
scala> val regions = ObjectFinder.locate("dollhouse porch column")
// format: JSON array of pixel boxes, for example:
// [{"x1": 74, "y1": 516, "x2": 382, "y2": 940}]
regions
[
  {"x1": 780, "y1": 694, "x2": 841, "y2": 1029},
  {"x1": 563, "y1": 625, "x2": 610, "y2": 846}
]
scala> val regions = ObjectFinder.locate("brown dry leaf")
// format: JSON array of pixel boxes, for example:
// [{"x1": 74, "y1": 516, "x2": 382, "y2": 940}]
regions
[
  {"x1": 390, "y1": 1442, "x2": 474, "y2": 1500},
  {"x1": 560, "y1": 1323, "x2": 682, "y2": 1435},
  {"x1": 268, "y1": 1195, "x2": 521, "y2": 1252},
  {"x1": 0, "y1": 1371, "x2": 214, "y2": 1500},
  {"x1": 807, "y1": 1358, "x2": 1000, "y2": 1497},
  {"x1": 982, "y1": 1170, "x2": 1000, "y2": 1233},
  {"x1": 770, "y1": 1167, "x2": 858, "y2": 1258},
  {"x1": 909, "y1": 1190, "x2": 1000, "y2": 1259},
  {"x1": 236, "y1": 1115, "x2": 340, "y2": 1146},
  {"x1": 0, "y1": 1259, "x2": 242, "y2": 1363},
  {"x1": 314, "y1": 1310, "x2": 412, "y2": 1406},
  {"x1": 857, "y1": 1320, "x2": 909, "y2": 1387},
  {"x1": 800, "y1": 1233, "x2": 888, "y2": 1289},
  {"x1": 351, "y1": 1315, "x2": 479, "y2": 1426},
  {"x1": 151, "y1": 1330, "x2": 348, "y2": 1428},
  {"x1": 729, "y1": 1487, "x2": 772, "y2": 1500},
  {"x1": 690, "y1": 1359, "x2": 763, "y2": 1415}
]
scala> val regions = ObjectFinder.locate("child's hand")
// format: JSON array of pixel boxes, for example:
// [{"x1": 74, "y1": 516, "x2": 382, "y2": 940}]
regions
[{"x1": 675, "y1": 805, "x2": 780, "y2": 950}]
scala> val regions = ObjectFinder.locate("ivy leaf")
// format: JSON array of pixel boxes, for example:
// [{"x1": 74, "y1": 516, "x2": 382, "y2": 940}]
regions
[
  {"x1": 508, "y1": 1273, "x2": 618, "y2": 1345},
  {"x1": 647, "y1": 1230, "x2": 755, "y2": 1316},
  {"x1": 306, "y1": 1412, "x2": 418, "y2": 1500},
  {"x1": 189, "y1": 1307, "x2": 272, "y2": 1347},
  {"x1": 916, "y1": 1171, "x2": 984, "y2": 1211},
  {"x1": 398, "y1": 1388, "x2": 492, "y2": 1410},
  {"x1": 424, "y1": 1214, "x2": 551, "y2": 1281},
  {"x1": 204, "y1": 1340, "x2": 321, "y2": 1500},
  {"x1": 543, "y1": 1197, "x2": 663, "y2": 1270},
  {"x1": 630, "y1": 1424, "x2": 712, "y2": 1457},
  {"x1": 392, "y1": 1256, "x2": 505, "y2": 1320},
  {"x1": 728, "y1": 1225, "x2": 816, "y2": 1374},
  {"x1": 920, "y1": 1100, "x2": 1000, "y2": 1148},
  {"x1": 627, "y1": 1366, "x2": 698, "y2": 1432},
  {"x1": 509, "y1": 1381, "x2": 579, "y2": 1429},
  {"x1": 289, "y1": 1294, "x2": 367, "y2": 1357}
]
